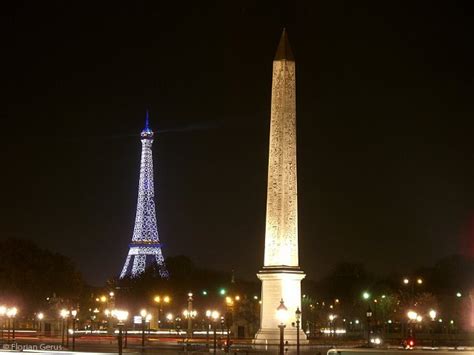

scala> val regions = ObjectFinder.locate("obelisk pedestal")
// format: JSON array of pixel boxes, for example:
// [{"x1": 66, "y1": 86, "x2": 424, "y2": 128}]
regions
[
  {"x1": 254, "y1": 267, "x2": 307, "y2": 344},
  {"x1": 254, "y1": 29, "x2": 308, "y2": 345}
]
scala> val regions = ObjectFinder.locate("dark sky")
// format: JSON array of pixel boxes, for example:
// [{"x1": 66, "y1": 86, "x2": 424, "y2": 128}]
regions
[{"x1": 3, "y1": 1, "x2": 474, "y2": 286}]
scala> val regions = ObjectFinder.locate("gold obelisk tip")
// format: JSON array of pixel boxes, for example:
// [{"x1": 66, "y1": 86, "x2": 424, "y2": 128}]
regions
[{"x1": 274, "y1": 28, "x2": 294, "y2": 61}]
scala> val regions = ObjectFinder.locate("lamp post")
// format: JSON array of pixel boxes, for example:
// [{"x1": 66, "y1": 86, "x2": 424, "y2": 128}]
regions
[
  {"x1": 60, "y1": 309, "x2": 69, "y2": 347},
  {"x1": 211, "y1": 310, "x2": 219, "y2": 355},
  {"x1": 166, "y1": 312, "x2": 173, "y2": 333},
  {"x1": 0, "y1": 306, "x2": 6, "y2": 340},
  {"x1": 429, "y1": 309, "x2": 437, "y2": 348},
  {"x1": 140, "y1": 309, "x2": 147, "y2": 349},
  {"x1": 175, "y1": 316, "x2": 182, "y2": 338},
  {"x1": 225, "y1": 311, "x2": 232, "y2": 353},
  {"x1": 220, "y1": 316, "x2": 225, "y2": 351},
  {"x1": 407, "y1": 310, "x2": 418, "y2": 343},
  {"x1": 113, "y1": 310, "x2": 128, "y2": 355},
  {"x1": 185, "y1": 292, "x2": 195, "y2": 338},
  {"x1": 37, "y1": 313, "x2": 44, "y2": 336},
  {"x1": 71, "y1": 310, "x2": 77, "y2": 350},
  {"x1": 205, "y1": 310, "x2": 211, "y2": 348},
  {"x1": 276, "y1": 299, "x2": 288, "y2": 355},
  {"x1": 154, "y1": 295, "x2": 171, "y2": 329},
  {"x1": 366, "y1": 306, "x2": 373, "y2": 347},
  {"x1": 6, "y1": 307, "x2": 17, "y2": 341},
  {"x1": 295, "y1": 308, "x2": 301, "y2": 355},
  {"x1": 329, "y1": 314, "x2": 337, "y2": 337},
  {"x1": 403, "y1": 277, "x2": 423, "y2": 307},
  {"x1": 124, "y1": 322, "x2": 128, "y2": 349}
]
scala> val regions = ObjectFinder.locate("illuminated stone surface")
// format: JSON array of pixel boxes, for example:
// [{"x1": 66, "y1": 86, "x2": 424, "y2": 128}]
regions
[{"x1": 255, "y1": 30, "x2": 307, "y2": 345}]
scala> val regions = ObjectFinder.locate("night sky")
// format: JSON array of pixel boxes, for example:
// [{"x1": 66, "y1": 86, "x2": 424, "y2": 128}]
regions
[{"x1": 3, "y1": 1, "x2": 474, "y2": 286}]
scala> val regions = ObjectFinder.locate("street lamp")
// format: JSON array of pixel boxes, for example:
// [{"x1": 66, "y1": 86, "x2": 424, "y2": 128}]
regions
[
  {"x1": 407, "y1": 310, "x2": 418, "y2": 341},
  {"x1": 366, "y1": 306, "x2": 373, "y2": 347},
  {"x1": 60, "y1": 309, "x2": 69, "y2": 347},
  {"x1": 211, "y1": 310, "x2": 220, "y2": 355},
  {"x1": 140, "y1": 309, "x2": 147, "y2": 349},
  {"x1": 205, "y1": 310, "x2": 212, "y2": 348},
  {"x1": 0, "y1": 306, "x2": 5, "y2": 340},
  {"x1": 6, "y1": 307, "x2": 17, "y2": 341},
  {"x1": 154, "y1": 295, "x2": 171, "y2": 328},
  {"x1": 407, "y1": 311, "x2": 417, "y2": 321},
  {"x1": 186, "y1": 292, "x2": 194, "y2": 337},
  {"x1": 71, "y1": 310, "x2": 77, "y2": 350},
  {"x1": 403, "y1": 277, "x2": 423, "y2": 306},
  {"x1": 220, "y1": 316, "x2": 225, "y2": 350},
  {"x1": 37, "y1": 312, "x2": 44, "y2": 334},
  {"x1": 175, "y1": 316, "x2": 182, "y2": 336},
  {"x1": 182, "y1": 310, "x2": 197, "y2": 330},
  {"x1": 276, "y1": 299, "x2": 288, "y2": 355},
  {"x1": 295, "y1": 308, "x2": 301, "y2": 355},
  {"x1": 165, "y1": 312, "x2": 173, "y2": 334},
  {"x1": 429, "y1": 310, "x2": 437, "y2": 348},
  {"x1": 112, "y1": 309, "x2": 128, "y2": 355},
  {"x1": 329, "y1": 314, "x2": 337, "y2": 337},
  {"x1": 224, "y1": 311, "x2": 233, "y2": 353}
]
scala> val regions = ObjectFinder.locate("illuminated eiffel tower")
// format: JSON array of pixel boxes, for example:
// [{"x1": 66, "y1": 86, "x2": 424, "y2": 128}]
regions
[{"x1": 120, "y1": 111, "x2": 168, "y2": 279}]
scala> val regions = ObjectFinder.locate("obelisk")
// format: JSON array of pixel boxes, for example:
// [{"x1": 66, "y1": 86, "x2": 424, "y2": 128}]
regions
[{"x1": 254, "y1": 29, "x2": 307, "y2": 344}]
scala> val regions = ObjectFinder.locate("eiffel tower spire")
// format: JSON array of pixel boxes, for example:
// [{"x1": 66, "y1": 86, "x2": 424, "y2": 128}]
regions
[{"x1": 120, "y1": 111, "x2": 168, "y2": 278}]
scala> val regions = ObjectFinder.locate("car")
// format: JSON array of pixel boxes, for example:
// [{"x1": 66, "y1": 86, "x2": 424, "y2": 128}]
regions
[{"x1": 402, "y1": 338, "x2": 415, "y2": 349}]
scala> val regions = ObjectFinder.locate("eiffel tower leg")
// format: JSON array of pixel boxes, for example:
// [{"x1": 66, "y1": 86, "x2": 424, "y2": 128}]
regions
[{"x1": 120, "y1": 255, "x2": 132, "y2": 279}]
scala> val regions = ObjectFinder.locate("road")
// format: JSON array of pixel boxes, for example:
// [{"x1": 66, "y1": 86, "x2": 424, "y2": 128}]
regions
[{"x1": 0, "y1": 335, "x2": 472, "y2": 354}]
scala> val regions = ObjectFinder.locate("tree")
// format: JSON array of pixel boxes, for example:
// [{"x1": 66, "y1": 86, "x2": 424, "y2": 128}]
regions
[{"x1": 0, "y1": 238, "x2": 85, "y2": 314}]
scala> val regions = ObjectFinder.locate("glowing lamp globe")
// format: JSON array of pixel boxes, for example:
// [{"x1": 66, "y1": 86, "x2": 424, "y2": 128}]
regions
[
  {"x1": 113, "y1": 310, "x2": 129, "y2": 322},
  {"x1": 295, "y1": 307, "x2": 302, "y2": 321},
  {"x1": 407, "y1": 311, "x2": 417, "y2": 321},
  {"x1": 276, "y1": 299, "x2": 288, "y2": 325},
  {"x1": 211, "y1": 311, "x2": 220, "y2": 320}
]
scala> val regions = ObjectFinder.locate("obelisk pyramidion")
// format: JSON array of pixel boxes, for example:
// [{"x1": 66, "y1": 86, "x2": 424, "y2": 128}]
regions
[{"x1": 254, "y1": 29, "x2": 308, "y2": 344}]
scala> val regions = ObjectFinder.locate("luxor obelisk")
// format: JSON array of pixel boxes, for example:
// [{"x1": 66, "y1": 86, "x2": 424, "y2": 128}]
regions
[{"x1": 254, "y1": 29, "x2": 307, "y2": 344}]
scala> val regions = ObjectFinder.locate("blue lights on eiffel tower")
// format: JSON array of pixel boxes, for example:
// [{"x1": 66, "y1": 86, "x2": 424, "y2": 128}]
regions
[{"x1": 120, "y1": 111, "x2": 169, "y2": 278}]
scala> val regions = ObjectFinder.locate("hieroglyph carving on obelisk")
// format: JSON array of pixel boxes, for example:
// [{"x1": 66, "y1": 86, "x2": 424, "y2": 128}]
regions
[{"x1": 264, "y1": 31, "x2": 298, "y2": 268}]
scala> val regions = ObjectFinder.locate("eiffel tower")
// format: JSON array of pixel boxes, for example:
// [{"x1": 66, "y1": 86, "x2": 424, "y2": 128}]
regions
[{"x1": 120, "y1": 111, "x2": 168, "y2": 279}]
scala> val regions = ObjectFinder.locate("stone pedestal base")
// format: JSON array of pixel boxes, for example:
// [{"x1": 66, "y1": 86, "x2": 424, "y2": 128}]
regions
[
  {"x1": 254, "y1": 327, "x2": 308, "y2": 345},
  {"x1": 254, "y1": 267, "x2": 308, "y2": 345}
]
